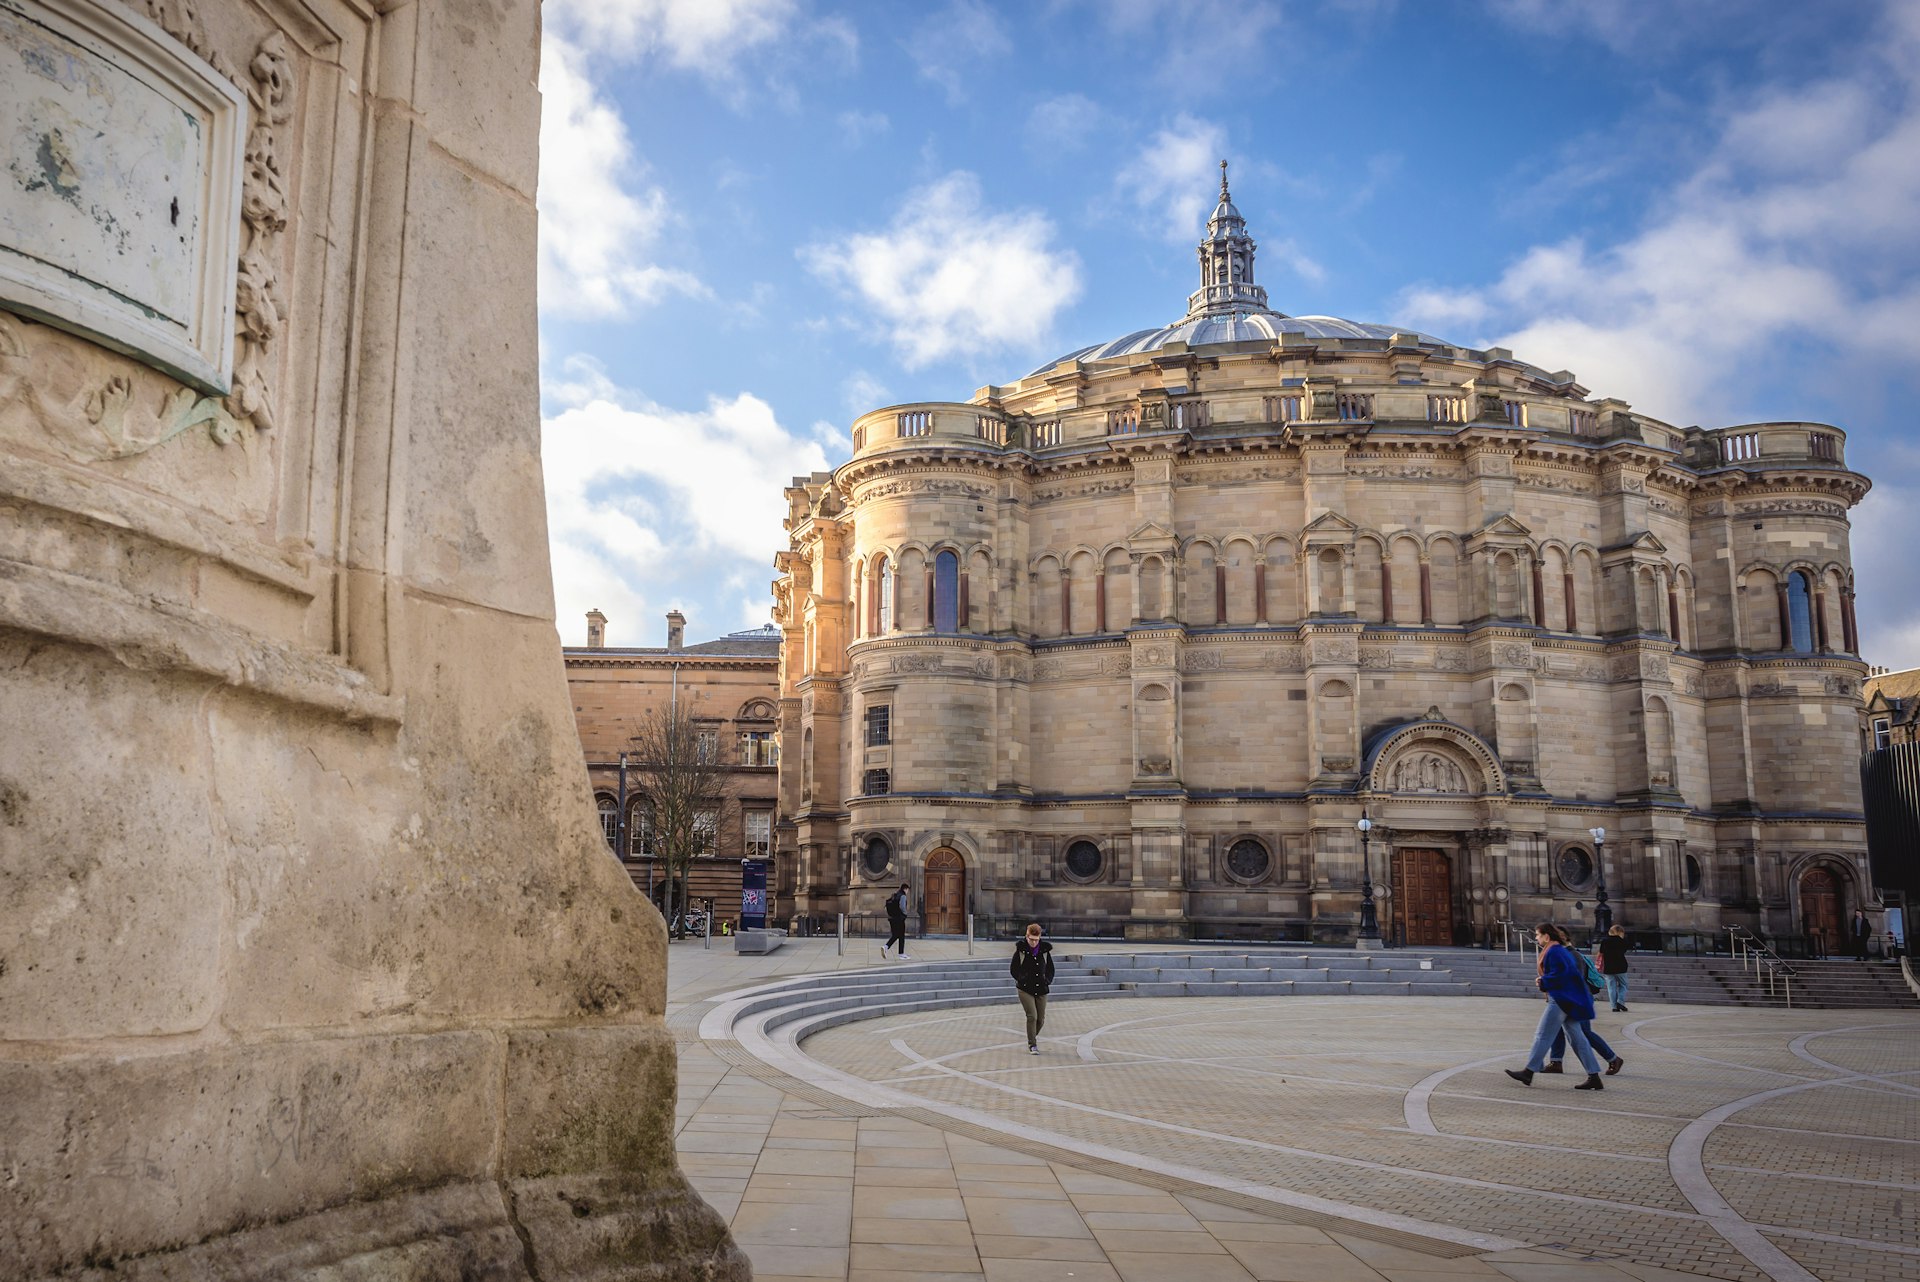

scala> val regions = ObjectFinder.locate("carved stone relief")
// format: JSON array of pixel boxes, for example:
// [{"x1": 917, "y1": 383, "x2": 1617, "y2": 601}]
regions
[
  {"x1": 1183, "y1": 649, "x2": 1222, "y2": 671},
  {"x1": 893, "y1": 654, "x2": 944, "y2": 673},
  {"x1": 1388, "y1": 752, "x2": 1468, "y2": 793}
]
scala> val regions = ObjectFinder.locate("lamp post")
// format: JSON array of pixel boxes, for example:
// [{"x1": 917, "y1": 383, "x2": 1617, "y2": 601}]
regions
[
  {"x1": 615, "y1": 751, "x2": 629, "y2": 862},
  {"x1": 1356, "y1": 811, "x2": 1381, "y2": 947},
  {"x1": 1589, "y1": 826, "x2": 1613, "y2": 940}
]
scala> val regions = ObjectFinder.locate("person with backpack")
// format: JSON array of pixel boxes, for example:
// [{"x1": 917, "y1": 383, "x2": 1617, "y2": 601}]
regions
[
  {"x1": 882, "y1": 882, "x2": 911, "y2": 960},
  {"x1": 1009, "y1": 922, "x2": 1055, "y2": 1054},
  {"x1": 1506, "y1": 922, "x2": 1607, "y2": 1091},
  {"x1": 1541, "y1": 923, "x2": 1624, "y2": 1077}
]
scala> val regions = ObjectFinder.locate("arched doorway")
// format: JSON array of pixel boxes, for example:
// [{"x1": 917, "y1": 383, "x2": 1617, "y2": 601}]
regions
[
  {"x1": 1799, "y1": 866, "x2": 1843, "y2": 954},
  {"x1": 923, "y1": 848, "x2": 966, "y2": 934},
  {"x1": 1391, "y1": 847, "x2": 1453, "y2": 947}
]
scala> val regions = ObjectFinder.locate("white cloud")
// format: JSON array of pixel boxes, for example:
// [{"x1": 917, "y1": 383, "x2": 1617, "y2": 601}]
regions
[
  {"x1": 537, "y1": 38, "x2": 706, "y2": 317},
  {"x1": 908, "y1": 0, "x2": 1012, "y2": 104},
  {"x1": 543, "y1": 382, "x2": 829, "y2": 646},
  {"x1": 842, "y1": 370, "x2": 890, "y2": 415},
  {"x1": 1027, "y1": 94, "x2": 1102, "y2": 151},
  {"x1": 800, "y1": 172, "x2": 1082, "y2": 369},
  {"x1": 1070, "y1": 0, "x2": 1290, "y2": 95},
  {"x1": 546, "y1": 0, "x2": 800, "y2": 77},
  {"x1": 837, "y1": 109, "x2": 890, "y2": 147},
  {"x1": 1118, "y1": 116, "x2": 1227, "y2": 243}
]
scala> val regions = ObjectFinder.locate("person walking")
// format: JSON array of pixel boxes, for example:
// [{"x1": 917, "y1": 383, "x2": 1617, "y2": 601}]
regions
[
  {"x1": 1539, "y1": 926, "x2": 1623, "y2": 1077},
  {"x1": 882, "y1": 883, "x2": 912, "y2": 960},
  {"x1": 1010, "y1": 922, "x2": 1054, "y2": 1054},
  {"x1": 1850, "y1": 908, "x2": 1872, "y2": 960},
  {"x1": 1597, "y1": 924, "x2": 1630, "y2": 1011},
  {"x1": 1506, "y1": 922, "x2": 1607, "y2": 1091}
]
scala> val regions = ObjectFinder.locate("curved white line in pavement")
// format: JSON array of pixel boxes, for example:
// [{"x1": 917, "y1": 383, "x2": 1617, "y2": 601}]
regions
[
  {"x1": 887, "y1": 1034, "x2": 1716, "y2": 1230},
  {"x1": 1787, "y1": 1025, "x2": 1920, "y2": 1095},
  {"x1": 1666, "y1": 1069, "x2": 1909, "y2": 1282},
  {"x1": 1621, "y1": 1014, "x2": 1816, "y2": 1080},
  {"x1": 1402, "y1": 1053, "x2": 1516, "y2": 1135}
]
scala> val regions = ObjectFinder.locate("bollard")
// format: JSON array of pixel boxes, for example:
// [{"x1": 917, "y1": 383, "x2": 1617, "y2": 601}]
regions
[
  {"x1": 703, "y1": 911, "x2": 711, "y2": 950},
  {"x1": 837, "y1": 913, "x2": 845, "y2": 956},
  {"x1": 967, "y1": 913, "x2": 974, "y2": 956}
]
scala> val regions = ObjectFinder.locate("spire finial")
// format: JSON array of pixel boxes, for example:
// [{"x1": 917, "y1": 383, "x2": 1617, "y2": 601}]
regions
[{"x1": 1219, "y1": 158, "x2": 1230, "y2": 200}]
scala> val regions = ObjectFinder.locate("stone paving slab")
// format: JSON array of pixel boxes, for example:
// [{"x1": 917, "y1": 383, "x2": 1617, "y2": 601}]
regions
[{"x1": 669, "y1": 938, "x2": 1920, "y2": 1282}]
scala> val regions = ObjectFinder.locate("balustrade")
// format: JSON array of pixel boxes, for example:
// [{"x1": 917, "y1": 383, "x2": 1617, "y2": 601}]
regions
[
  {"x1": 897, "y1": 410, "x2": 934, "y2": 437},
  {"x1": 1427, "y1": 394, "x2": 1466, "y2": 424},
  {"x1": 1336, "y1": 393, "x2": 1373, "y2": 421},
  {"x1": 1107, "y1": 405, "x2": 1141, "y2": 435}
]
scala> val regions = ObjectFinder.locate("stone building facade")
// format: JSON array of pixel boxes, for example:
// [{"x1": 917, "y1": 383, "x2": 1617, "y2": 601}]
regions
[
  {"x1": 773, "y1": 170, "x2": 1874, "y2": 949},
  {"x1": 566, "y1": 610, "x2": 781, "y2": 921}
]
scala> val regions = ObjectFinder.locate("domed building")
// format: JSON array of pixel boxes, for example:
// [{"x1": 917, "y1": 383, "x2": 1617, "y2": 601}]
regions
[{"x1": 771, "y1": 168, "x2": 1873, "y2": 948}]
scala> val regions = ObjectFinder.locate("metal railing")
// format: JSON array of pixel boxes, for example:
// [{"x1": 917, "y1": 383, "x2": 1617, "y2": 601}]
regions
[{"x1": 1728, "y1": 926, "x2": 1798, "y2": 1007}]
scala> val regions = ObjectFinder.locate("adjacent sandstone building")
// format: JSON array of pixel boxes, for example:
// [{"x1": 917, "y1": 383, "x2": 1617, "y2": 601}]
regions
[
  {"x1": 774, "y1": 168, "x2": 1874, "y2": 950},
  {"x1": 567, "y1": 610, "x2": 782, "y2": 919},
  {"x1": 1, "y1": 1, "x2": 739, "y2": 1276}
]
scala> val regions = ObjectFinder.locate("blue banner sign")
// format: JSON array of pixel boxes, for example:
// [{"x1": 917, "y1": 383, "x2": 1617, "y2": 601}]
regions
[{"x1": 740, "y1": 858, "x2": 767, "y2": 931}]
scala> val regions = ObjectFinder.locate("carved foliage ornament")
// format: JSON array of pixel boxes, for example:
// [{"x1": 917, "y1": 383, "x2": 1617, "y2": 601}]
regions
[{"x1": 130, "y1": 1, "x2": 294, "y2": 441}]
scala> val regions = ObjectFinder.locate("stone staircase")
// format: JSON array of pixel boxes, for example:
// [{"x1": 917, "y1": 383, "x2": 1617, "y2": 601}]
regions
[
  {"x1": 1403, "y1": 947, "x2": 1920, "y2": 1011},
  {"x1": 1087, "y1": 951, "x2": 1472, "y2": 997},
  {"x1": 703, "y1": 949, "x2": 1917, "y2": 1050}
]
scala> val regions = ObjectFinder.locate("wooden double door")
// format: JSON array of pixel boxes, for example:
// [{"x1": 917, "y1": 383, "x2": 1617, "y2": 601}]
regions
[
  {"x1": 923, "y1": 847, "x2": 967, "y2": 934},
  {"x1": 1391, "y1": 847, "x2": 1454, "y2": 947},
  {"x1": 1800, "y1": 867, "x2": 1843, "y2": 949}
]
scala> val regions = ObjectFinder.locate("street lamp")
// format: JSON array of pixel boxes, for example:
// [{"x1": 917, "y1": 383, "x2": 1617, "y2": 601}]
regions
[
  {"x1": 1356, "y1": 811, "x2": 1380, "y2": 945},
  {"x1": 1588, "y1": 826, "x2": 1613, "y2": 940},
  {"x1": 615, "y1": 750, "x2": 629, "y2": 861}
]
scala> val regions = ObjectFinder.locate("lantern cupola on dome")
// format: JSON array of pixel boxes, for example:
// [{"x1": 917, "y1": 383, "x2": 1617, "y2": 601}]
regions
[{"x1": 1188, "y1": 160, "x2": 1268, "y2": 318}]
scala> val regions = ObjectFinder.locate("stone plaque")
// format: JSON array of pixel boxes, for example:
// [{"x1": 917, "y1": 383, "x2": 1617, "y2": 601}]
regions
[{"x1": 0, "y1": 0, "x2": 245, "y2": 392}]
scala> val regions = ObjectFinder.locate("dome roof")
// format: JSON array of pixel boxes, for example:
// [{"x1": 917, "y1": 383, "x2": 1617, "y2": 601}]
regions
[
  {"x1": 1026, "y1": 161, "x2": 1474, "y2": 380},
  {"x1": 1030, "y1": 310, "x2": 1452, "y2": 378}
]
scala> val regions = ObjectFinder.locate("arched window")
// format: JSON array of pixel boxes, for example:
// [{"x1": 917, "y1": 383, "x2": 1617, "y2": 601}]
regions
[
  {"x1": 877, "y1": 558, "x2": 893, "y2": 633},
  {"x1": 595, "y1": 795, "x2": 618, "y2": 849},
  {"x1": 1787, "y1": 570, "x2": 1814, "y2": 653},
  {"x1": 933, "y1": 550, "x2": 960, "y2": 632}
]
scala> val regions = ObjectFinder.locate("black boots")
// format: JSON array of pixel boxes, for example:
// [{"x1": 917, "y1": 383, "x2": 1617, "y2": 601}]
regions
[
  {"x1": 1574, "y1": 1073, "x2": 1605, "y2": 1090},
  {"x1": 1505, "y1": 1069, "x2": 1534, "y2": 1085}
]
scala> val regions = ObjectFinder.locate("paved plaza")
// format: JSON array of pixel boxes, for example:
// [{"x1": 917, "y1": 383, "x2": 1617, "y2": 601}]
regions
[{"x1": 668, "y1": 938, "x2": 1920, "y2": 1282}]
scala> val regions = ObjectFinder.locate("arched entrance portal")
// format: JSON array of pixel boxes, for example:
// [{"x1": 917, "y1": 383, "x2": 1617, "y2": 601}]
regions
[
  {"x1": 1799, "y1": 867, "x2": 1843, "y2": 953},
  {"x1": 1392, "y1": 847, "x2": 1453, "y2": 947},
  {"x1": 924, "y1": 848, "x2": 967, "y2": 934}
]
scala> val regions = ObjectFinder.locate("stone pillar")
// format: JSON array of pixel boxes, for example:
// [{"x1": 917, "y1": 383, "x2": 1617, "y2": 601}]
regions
[{"x1": 0, "y1": 2, "x2": 741, "y2": 1276}]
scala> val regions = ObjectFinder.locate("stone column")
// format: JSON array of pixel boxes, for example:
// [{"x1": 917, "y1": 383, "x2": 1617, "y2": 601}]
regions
[{"x1": 0, "y1": 3, "x2": 741, "y2": 1275}]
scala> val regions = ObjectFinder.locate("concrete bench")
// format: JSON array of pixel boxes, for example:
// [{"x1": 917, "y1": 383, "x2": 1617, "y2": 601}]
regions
[{"x1": 735, "y1": 928, "x2": 788, "y2": 954}]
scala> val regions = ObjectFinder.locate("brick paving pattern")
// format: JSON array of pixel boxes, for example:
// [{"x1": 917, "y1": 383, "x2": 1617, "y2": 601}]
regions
[{"x1": 669, "y1": 938, "x2": 1919, "y2": 1282}]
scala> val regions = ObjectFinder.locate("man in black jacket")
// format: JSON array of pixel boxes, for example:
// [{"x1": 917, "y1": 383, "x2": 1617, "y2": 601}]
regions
[
  {"x1": 883, "y1": 883, "x2": 911, "y2": 960},
  {"x1": 1010, "y1": 923, "x2": 1054, "y2": 1054}
]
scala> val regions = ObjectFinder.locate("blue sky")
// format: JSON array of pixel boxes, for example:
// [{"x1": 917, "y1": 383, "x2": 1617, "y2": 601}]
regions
[{"x1": 536, "y1": 0, "x2": 1920, "y2": 669}]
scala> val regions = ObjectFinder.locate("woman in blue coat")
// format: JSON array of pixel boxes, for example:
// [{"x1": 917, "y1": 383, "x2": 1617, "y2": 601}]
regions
[{"x1": 1506, "y1": 922, "x2": 1607, "y2": 1091}]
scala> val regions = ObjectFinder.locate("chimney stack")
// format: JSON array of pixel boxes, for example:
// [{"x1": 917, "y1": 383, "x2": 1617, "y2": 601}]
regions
[
  {"x1": 585, "y1": 608, "x2": 607, "y2": 648},
  {"x1": 666, "y1": 609, "x2": 686, "y2": 652}
]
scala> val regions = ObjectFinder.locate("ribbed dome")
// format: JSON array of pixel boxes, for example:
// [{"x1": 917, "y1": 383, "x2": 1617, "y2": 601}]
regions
[{"x1": 1031, "y1": 310, "x2": 1451, "y2": 378}]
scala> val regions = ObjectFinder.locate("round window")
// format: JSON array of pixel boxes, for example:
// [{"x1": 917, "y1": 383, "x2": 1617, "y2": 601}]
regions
[
  {"x1": 860, "y1": 837, "x2": 892, "y2": 879},
  {"x1": 1226, "y1": 838, "x2": 1271, "y2": 883},
  {"x1": 1064, "y1": 840, "x2": 1103, "y2": 882},
  {"x1": 1684, "y1": 853, "x2": 1703, "y2": 895},
  {"x1": 1557, "y1": 846, "x2": 1595, "y2": 890}
]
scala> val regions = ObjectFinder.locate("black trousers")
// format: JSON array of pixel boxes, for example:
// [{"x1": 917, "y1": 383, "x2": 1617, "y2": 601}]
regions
[{"x1": 886, "y1": 921, "x2": 907, "y2": 952}]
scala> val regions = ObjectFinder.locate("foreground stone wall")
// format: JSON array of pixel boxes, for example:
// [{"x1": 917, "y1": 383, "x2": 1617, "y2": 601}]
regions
[{"x1": 0, "y1": 1, "x2": 743, "y2": 1276}]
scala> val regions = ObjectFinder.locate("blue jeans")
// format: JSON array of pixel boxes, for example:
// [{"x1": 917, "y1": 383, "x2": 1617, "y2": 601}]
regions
[
  {"x1": 1551, "y1": 1022, "x2": 1616, "y2": 1063},
  {"x1": 1604, "y1": 974, "x2": 1628, "y2": 1008},
  {"x1": 1526, "y1": 1001, "x2": 1602, "y2": 1073}
]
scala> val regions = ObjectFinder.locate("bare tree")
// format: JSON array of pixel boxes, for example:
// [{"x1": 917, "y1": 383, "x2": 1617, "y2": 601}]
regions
[{"x1": 626, "y1": 701, "x2": 732, "y2": 938}]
